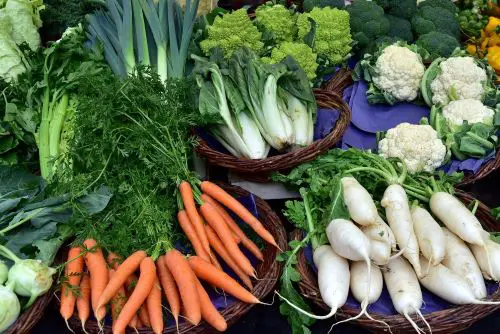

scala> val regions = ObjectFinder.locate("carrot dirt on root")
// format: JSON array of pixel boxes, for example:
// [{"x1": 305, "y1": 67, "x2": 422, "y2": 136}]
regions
[
  {"x1": 201, "y1": 193, "x2": 263, "y2": 261},
  {"x1": 83, "y1": 239, "x2": 109, "y2": 323},
  {"x1": 156, "y1": 255, "x2": 180, "y2": 329},
  {"x1": 96, "y1": 250, "x2": 147, "y2": 313},
  {"x1": 113, "y1": 257, "x2": 156, "y2": 334},
  {"x1": 194, "y1": 277, "x2": 228, "y2": 332},
  {"x1": 164, "y1": 249, "x2": 201, "y2": 325},
  {"x1": 200, "y1": 181, "x2": 279, "y2": 249},
  {"x1": 205, "y1": 225, "x2": 253, "y2": 290},
  {"x1": 76, "y1": 273, "x2": 91, "y2": 333},
  {"x1": 147, "y1": 278, "x2": 164, "y2": 334},
  {"x1": 179, "y1": 181, "x2": 210, "y2": 255},
  {"x1": 188, "y1": 256, "x2": 259, "y2": 304},
  {"x1": 177, "y1": 210, "x2": 211, "y2": 262},
  {"x1": 60, "y1": 247, "x2": 84, "y2": 329},
  {"x1": 200, "y1": 202, "x2": 256, "y2": 277}
]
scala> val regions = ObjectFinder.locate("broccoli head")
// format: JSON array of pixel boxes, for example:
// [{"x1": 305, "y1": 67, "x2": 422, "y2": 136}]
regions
[
  {"x1": 347, "y1": 0, "x2": 390, "y2": 49},
  {"x1": 411, "y1": 6, "x2": 460, "y2": 40},
  {"x1": 200, "y1": 9, "x2": 264, "y2": 58},
  {"x1": 374, "y1": 0, "x2": 417, "y2": 20},
  {"x1": 262, "y1": 42, "x2": 319, "y2": 80},
  {"x1": 385, "y1": 14, "x2": 413, "y2": 42},
  {"x1": 418, "y1": 0, "x2": 458, "y2": 14},
  {"x1": 416, "y1": 31, "x2": 460, "y2": 62},
  {"x1": 255, "y1": 4, "x2": 297, "y2": 42},
  {"x1": 296, "y1": 7, "x2": 352, "y2": 64},
  {"x1": 303, "y1": 0, "x2": 345, "y2": 12}
]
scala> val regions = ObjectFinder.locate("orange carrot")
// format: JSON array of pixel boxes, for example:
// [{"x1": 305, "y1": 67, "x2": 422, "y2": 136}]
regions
[
  {"x1": 156, "y1": 256, "x2": 180, "y2": 329},
  {"x1": 178, "y1": 210, "x2": 210, "y2": 262},
  {"x1": 205, "y1": 226, "x2": 253, "y2": 290},
  {"x1": 76, "y1": 273, "x2": 91, "y2": 332},
  {"x1": 200, "y1": 202, "x2": 255, "y2": 277},
  {"x1": 113, "y1": 257, "x2": 156, "y2": 334},
  {"x1": 83, "y1": 239, "x2": 109, "y2": 323},
  {"x1": 209, "y1": 249, "x2": 223, "y2": 270},
  {"x1": 201, "y1": 181, "x2": 278, "y2": 248},
  {"x1": 179, "y1": 181, "x2": 210, "y2": 254},
  {"x1": 194, "y1": 277, "x2": 227, "y2": 332},
  {"x1": 97, "y1": 250, "x2": 147, "y2": 312},
  {"x1": 147, "y1": 278, "x2": 163, "y2": 334},
  {"x1": 188, "y1": 256, "x2": 259, "y2": 304},
  {"x1": 129, "y1": 315, "x2": 141, "y2": 330},
  {"x1": 139, "y1": 304, "x2": 151, "y2": 328},
  {"x1": 60, "y1": 247, "x2": 84, "y2": 327},
  {"x1": 164, "y1": 249, "x2": 201, "y2": 325},
  {"x1": 109, "y1": 270, "x2": 128, "y2": 325},
  {"x1": 202, "y1": 194, "x2": 263, "y2": 261},
  {"x1": 107, "y1": 252, "x2": 122, "y2": 270}
]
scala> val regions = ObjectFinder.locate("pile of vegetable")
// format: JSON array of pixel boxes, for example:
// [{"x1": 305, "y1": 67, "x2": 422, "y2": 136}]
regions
[{"x1": 275, "y1": 148, "x2": 500, "y2": 333}]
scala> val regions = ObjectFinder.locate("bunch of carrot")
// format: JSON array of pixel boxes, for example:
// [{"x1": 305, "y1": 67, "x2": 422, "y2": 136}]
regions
[{"x1": 59, "y1": 181, "x2": 278, "y2": 333}]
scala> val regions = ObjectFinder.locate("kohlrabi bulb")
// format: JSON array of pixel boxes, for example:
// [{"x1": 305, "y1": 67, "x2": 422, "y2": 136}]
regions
[
  {"x1": 0, "y1": 261, "x2": 8, "y2": 285},
  {"x1": 7, "y1": 259, "x2": 56, "y2": 307},
  {"x1": 0, "y1": 284, "x2": 21, "y2": 332}
]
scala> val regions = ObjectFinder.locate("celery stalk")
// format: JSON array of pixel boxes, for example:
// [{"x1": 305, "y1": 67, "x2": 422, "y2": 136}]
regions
[{"x1": 48, "y1": 93, "x2": 69, "y2": 159}]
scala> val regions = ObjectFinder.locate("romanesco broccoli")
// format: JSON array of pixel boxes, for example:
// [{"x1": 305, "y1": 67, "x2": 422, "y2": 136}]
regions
[
  {"x1": 255, "y1": 4, "x2": 297, "y2": 42},
  {"x1": 347, "y1": 0, "x2": 390, "y2": 50},
  {"x1": 263, "y1": 42, "x2": 319, "y2": 80},
  {"x1": 200, "y1": 8, "x2": 264, "y2": 58},
  {"x1": 296, "y1": 7, "x2": 352, "y2": 65},
  {"x1": 303, "y1": 0, "x2": 345, "y2": 12}
]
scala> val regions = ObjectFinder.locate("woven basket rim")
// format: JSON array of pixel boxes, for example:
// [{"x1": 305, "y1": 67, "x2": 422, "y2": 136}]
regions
[
  {"x1": 64, "y1": 183, "x2": 287, "y2": 334},
  {"x1": 321, "y1": 70, "x2": 500, "y2": 186},
  {"x1": 291, "y1": 190, "x2": 500, "y2": 333},
  {"x1": 195, "y1": 89, "x2": 352, "y2": 176}
]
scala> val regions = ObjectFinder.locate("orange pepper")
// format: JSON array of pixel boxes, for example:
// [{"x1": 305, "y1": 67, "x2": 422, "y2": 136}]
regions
[
  {"x1": 487, "y1": 46, "x2": 500, "y2": 72},
  {"x1": 467, "y1": 44, "x2": 478, "y2": 55},
  {"x1": 485, "y1": 16, "x2": 500, "y2": 35}
]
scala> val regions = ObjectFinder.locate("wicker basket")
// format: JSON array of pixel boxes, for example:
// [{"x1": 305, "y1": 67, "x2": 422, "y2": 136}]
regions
[
  {"x1": 195, "y1": 89, "x2": 351, "y2": 180},
  {"x1": 322, "y1": 70, "x2": 500, "y2": 186},
  {"x1": 291, "y1": 190, "x2": 500, "y2": 333},
  {"x1": 5, "y1": 289, "x2": 55, "y2": 334},
  {"x1": 66, "y1": 184, "x2": 287, "y2": 333}
]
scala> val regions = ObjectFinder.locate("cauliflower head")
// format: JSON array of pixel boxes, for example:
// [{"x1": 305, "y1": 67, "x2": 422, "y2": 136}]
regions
[
  {"x1": 200, "y1": 9, "x2": 264, "y2": 58},
  {"x1": 379, "y1": 123, "x2": 447, "y2": 173},
  {"x1": 296, "y1": 7, "x2": 352, "y2": 64},
  {"x1": 430, "y1": 57, "x2": 487, "y2": 106},
  {"x1": 372, "y1": 44, "x2": 425, "y2": 102},
  {"x1": 442, "y1": 99, "x2": 495, "y2": 128},
  {"x1": 263, "y1": 42, "x2": 318, "y2": 80},
  {"x1": 255, "y1": 4, "x2": 297, "y2": 42}
]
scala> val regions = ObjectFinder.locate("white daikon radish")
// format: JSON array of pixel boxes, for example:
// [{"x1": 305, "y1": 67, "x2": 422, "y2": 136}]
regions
[
  {"x1": 470, "y1": 231, "x2": 500, "y2": 281},
  {"x1": 367, "y1": 239, "x2": 391, "y2": 266},
  {"x1": 411, "y1": 206, "x2": 445, "y2": 266},
  {"x1": 419, "y1": 256, "x2": 500, "y2": 305},
  {"x1": 430, "y1": 192, "x2": 485, "y2": 246},
  {"x1": 342, "y1": 176, "x2": 378, "y2": 226},
  {"x1": 383, "y1": 257, "x2": 429, "y2": 333},
  {"x1": 441, "y1": 228, "x2": 486, "y2": 299},
  {"x1": 326, "y1": 219, "x2": 373, "y2": 324},
  {"x1": 362, "y1": 217, "x2": 397, "y2": 250},
  {"x1": 381, "y1": 184, "x2": 422, "y2": 277},
  {"x1": 278, "y1": 245, "x2": 350, "y2": 319}
]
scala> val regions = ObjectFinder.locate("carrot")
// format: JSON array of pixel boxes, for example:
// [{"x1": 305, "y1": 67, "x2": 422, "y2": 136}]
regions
[
  {"x1": 76, "y1": 273, "x2": 91, "y2": 333},
  {"x1": 178, "y1": 210, "x2": 211, "y2": 262},
  {"x1": 97, "y1": 250, "x2": 147, "y2": 312},
  {"x1": 200, "y1": 202, "x2": 255, "y2": 277},
  {"x1": 113, "y1": 257, "x2": 156, "y2": 334},
  {"x1": 194, "y1": 277, "x2": 227, "y2": 332},
  {"x1": 147, "y1": 278, "x2": 163, "y2": 334},
  {"x1": 205, "y1": 226, "x2": 253, "y2": 290},
  {"x1": 139, "y1": 304, "x2": 151, "y2": 328},
  {"x1": 129, "y1": 316, "x2": 141, "y2": 330},
  {"x1": 109, "y1": 270, "x2": 128, "y2": 325},
  {"x1": 201, "y1": 194, "x2": 263, "y2": 261},
  {"x1": 60, "y1": 247, "x2": 84, "y2": 327},
  {"x1": 179, "y1": 181, "x2": 210, "y2": 254},
  {"x1": 201, "y1": 181, "x2": 278, "y2": 249},
  {"x1": 188, "y1": 256, "x2": 259, "y2": 304},
  {"x1": 156, "y1": 256, "x2": 180, "y2": 329},
  {"x1": 107, "y1": 252, "x2": 122, "y2": 270},
  {"x1": 83, "y1": 239, "x2": 109, "y2": 323},
  {"x1": 164, "y1": 249, "x2": 201, "y2": 325},
  {"x1": 206, "y1": 197, "x2": 262, "y2": 260}
]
